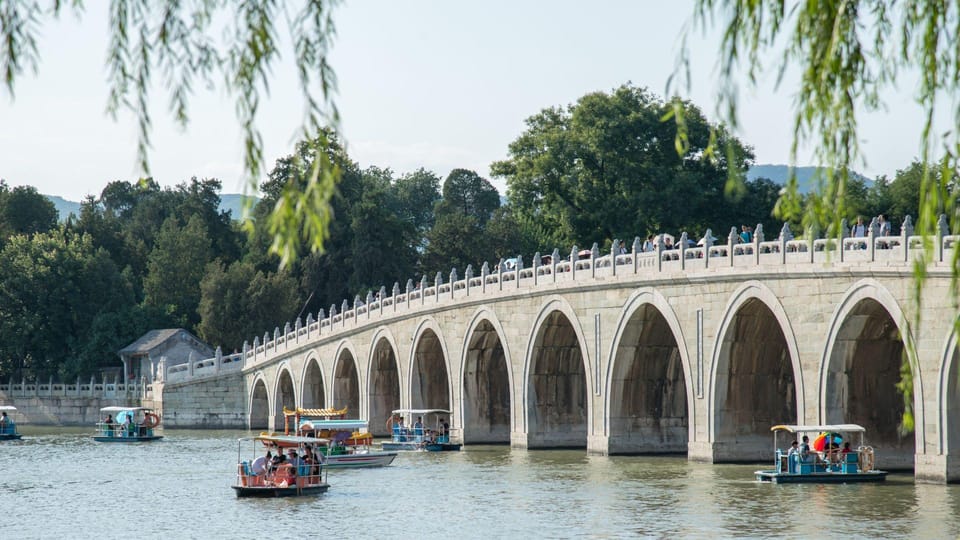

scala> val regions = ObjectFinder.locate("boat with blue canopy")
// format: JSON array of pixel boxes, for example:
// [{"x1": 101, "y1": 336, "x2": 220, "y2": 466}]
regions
[
  {"x1": 383, "y1": 409, "x2": 461, "y2": 452},
  {"x1": 93, "y1": 406, "x2": 163, "y2": 442},
  {"x1": 233, "y1": 434, "x2": 330, "y2": 498},
  {"x1": 0, "y1": 405, "x2": 22, "y2": 441},
  {"x1": 280, "y1": 407, "x2": 397, "y2": 468},
  {"x1": 755, "y1": 424, "x2": 888, "y2": 483}
]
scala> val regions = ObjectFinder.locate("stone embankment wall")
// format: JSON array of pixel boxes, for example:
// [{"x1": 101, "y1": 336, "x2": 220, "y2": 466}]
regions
[{"x1": 158, "y1": 372, "x2": 247, "y2": 428}]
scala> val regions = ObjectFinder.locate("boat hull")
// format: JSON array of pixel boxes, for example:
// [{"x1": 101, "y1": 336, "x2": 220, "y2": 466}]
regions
[
  {"x1": 755, "y1": 470, "x2": 888, "y2": 483},
  {"x1": 324, "y1": 452, "x2": 397, "y2": 468},
  {"x1": 424, "y1": 442, "x2": 461, "y2": 452},
  {"x1": 381, "y1": 441, "x2": 423, "y2": 451},
  {"x1": 93, "y1": 435, "x2": 164, "y2": 443},
  {"x1": 232, "y1": 483, "x2": 330, "y2": 498},
  {"x1": 0, "y1": 433, "x2": 22, "y2": 441}
]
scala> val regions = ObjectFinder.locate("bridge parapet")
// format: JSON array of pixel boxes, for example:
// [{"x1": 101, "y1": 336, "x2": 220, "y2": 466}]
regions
[{"x1": 167, "y1": 219, "x2": 959, "y2": 385}]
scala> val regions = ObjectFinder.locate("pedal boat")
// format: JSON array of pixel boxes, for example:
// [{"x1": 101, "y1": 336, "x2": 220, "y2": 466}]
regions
[
  {"x1": 383, "y1": 408, "x2": 461, "y2": 452},
  {"x1": 233, "y1": 434, "x2": 330, "y2": 498},
  {"x1": 291, "y1": 411, "x2": 396, "y2": 469},
  {"x1": 93, "y1": 406, "x2": 163, "y2": 442},
  {"x1": 0, "y1": 405, "x2": 23, "y2": 441},
  {"x1": 755, "y1": 424, "x2": 888, "y2": 483}
]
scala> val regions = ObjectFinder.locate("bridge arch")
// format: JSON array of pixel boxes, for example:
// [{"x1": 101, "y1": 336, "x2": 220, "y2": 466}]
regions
[
  {"x1": 460, "y1": 307, "x2": 514, "y2": 444},
  {"x1": 820, "y1": 278, "x2": 925, "y2": 470},
  {"x1": 333, "y1": 340, "x2": 361, "y2": 419},
  {"x1": 937, "y1": 321, "x2": 960, "y2": 463},
  {"x1": 409, "y1": 318, "x2": 453, "y2": 412},
  {"x1": 367, "y1": 327, "x2": 402, "y2": 436},
  {"x1": 709, "y1": 281, "x2": 803, "y2": 462},
  {"x1": 300, "y1": 352, "x2": 326, "y2": 409},
  {"x1": 249, "y1": 372, "x2": 270, "y2": 430},
  {"x1": 523, "y1": 296, "x2": 593, "y2": 448},
  {"x1": 604, "y1": 288, "x2": 694, "y2": 454},
  {"x1": 273, "y1": 362, "x2": 298, "y2": 430}
]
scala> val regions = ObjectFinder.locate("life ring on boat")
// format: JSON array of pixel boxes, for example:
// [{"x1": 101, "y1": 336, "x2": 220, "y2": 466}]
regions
[
  {"x1": 858, "y1": 446, "x2": 874, "y2": 472},
  {"x1": 142, "y1": 412, "x2": 160, "y2": 429}
]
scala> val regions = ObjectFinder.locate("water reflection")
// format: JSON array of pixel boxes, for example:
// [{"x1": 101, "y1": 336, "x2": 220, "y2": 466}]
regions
[{"x1": 1, "y1": 429, "x2": 960, "y2": 539}]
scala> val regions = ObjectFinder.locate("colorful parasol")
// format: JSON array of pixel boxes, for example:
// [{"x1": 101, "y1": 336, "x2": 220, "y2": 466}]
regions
[{"x1": 812, "y1": 432, "x2": 842, "y2": 452}]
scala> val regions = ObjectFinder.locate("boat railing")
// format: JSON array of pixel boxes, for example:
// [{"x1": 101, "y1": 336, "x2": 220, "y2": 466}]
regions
[
  {"x1": 0, "y1": 423, "x2": 17, "y2": 435},
  {"x1": 775, "y1": 448, "x2": 869, "y2": 474},
  {"x1": 95, "y1": 422, "x2": 158, "y2": 438},
  {"x1": 236, "y1": 461, "x2": 326, "y2": 488}
]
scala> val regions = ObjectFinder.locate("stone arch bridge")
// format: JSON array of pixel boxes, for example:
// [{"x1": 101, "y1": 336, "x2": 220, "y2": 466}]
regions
[{"x1": 158, "y1": 224, "x2": 960, "y2": 483}]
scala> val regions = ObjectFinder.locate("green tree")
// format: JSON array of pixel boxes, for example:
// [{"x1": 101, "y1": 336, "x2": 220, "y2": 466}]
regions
[
  {"x1": 421, "y1": 169, "x2": 500, "y2": 274},
  {"x1": 197, "y1": 261, "x2": 298, "y2": 350},
  {"x1": 143, "y1": 215, "x2": 212, "y2": 328},
  {"x1": 0, "y1": 229, "x2": 132, "y2": 380},
  {"x1": 492, "y1": 85, "x2": 753, "y2": 246},
  {"x1": 0, "y1": 182, "x2": 58, "y2": 240}
]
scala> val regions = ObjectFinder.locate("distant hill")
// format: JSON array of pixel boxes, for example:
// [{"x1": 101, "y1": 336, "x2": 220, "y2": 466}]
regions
[
  {"x1": 45, "y1": 193, "x2": 260, "y2": 222},
  {"x1": 747, "y1": 164, "x2": 870, "y2": 194}
]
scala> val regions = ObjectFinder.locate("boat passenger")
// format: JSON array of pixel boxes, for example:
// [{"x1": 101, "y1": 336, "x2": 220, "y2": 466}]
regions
[
  {"x1": 840, "y1": 442, "x2": 853, "y2": 458},
  {"x1": 251, "y1": 450, "x2": 271, "y2": 476},
  {"x1": 414, "y1": 417, "x2": 424, "y2": 441},
  {"x1": 104, "y1": 414, "x2": 114, "y2": 437},
  {"x1": 287, "y1": 449, "x2": 302, "y2": 470},
  {"x1": 787, "y1": 441, "x2": 799, "y2": 456},
  {"x1": 0, "y1": 412, "x2": 10, "y2": 434},
  {"x1": 273, "y1": 455, "x2": 296, "y2": 487},
  {"x1": 799, "y1": 435, "x2": 812, "y2": 463}
]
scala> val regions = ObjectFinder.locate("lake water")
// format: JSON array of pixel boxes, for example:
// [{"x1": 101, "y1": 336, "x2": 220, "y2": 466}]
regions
[{"x1": 1, "y1": 427, "x2": 957, "y2": 539}]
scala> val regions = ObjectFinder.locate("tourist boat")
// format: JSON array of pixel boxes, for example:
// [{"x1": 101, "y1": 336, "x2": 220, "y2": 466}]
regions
[
  {"x1": 233, "y1": 434, "x2": 330, "y2": 498},
  {"x1": 93, "y1": 406, "x2": 163, "y2": 442},
  {"x1": 382, "y1": 408, "x2": 461, "y2": 452},
  {"x1": 291, "y1": 411, "x2": 397, "y2": 468},
  {"x1": 754, "y1": 424, "x2": 888, "y2": 483},
  {"x1": 0, "y1": 405, "x2": 22, "y2": 441}
]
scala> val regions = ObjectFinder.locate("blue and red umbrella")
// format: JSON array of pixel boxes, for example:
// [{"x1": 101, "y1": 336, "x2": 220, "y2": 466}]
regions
[{"x1": 812, "y1": 432, "x2": 842, "y2": 451}]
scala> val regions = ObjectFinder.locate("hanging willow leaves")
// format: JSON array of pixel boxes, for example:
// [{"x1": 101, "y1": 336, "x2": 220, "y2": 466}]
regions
[{"x1": 1, "y1": 0, "x2": 341, "y2": 267}]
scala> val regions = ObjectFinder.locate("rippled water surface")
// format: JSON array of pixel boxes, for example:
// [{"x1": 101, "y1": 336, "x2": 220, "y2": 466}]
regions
[{"x1": 1, "y1": 427, "x2": 959, "y2": 539}]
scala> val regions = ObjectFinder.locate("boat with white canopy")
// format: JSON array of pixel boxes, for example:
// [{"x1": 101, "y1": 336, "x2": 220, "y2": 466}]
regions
[
  {"x1": 0, "y1": 405, "x2": 22, "y2": 441},
  {"x1": 93, "y1": 406, "x2": 163, "y2": 442},
  {"x1": 383, "y1": 409, "x2": 460, "y2": 452},
  {"x1": 754, "y1": 424, "x2": 888, "y2": 483}
]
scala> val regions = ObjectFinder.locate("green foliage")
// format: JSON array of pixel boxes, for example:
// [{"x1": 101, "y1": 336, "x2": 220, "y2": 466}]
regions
[
  {"x1": 143, "y1": 215, "x2": 212, "y2": 328},
  {"x1": 197, "y1": 261, "x2": 298, "y2": 351},
  {"x1": 1, "y1": 0, "x2": 342, "y2": 268},
  {"x1": 492, "y1": 84, "x2": 754, "y2": 247},
  {"x1": 0, "y1": 229, "x2": 133, "y2": 380},
  {"x1": 421, "y1": 169, "x2": 501, "y2": 275},
  {"x1": 0, "y1": 181, "x2": 58, "y2": 241}
]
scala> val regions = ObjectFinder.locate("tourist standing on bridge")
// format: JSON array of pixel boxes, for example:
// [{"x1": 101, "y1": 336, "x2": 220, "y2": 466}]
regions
[{"x1": 740, "y1": 225, "x2": 752, "y2": 244}]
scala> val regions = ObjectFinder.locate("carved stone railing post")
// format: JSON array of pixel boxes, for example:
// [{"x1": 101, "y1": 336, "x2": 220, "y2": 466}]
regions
[
  {"x1": 679, "y1": 232, "x2": 688, "y2": 270},
  {"x1": 753, "y1": 223, "x2": 764, "y2": 265},
  {"x1": 938, "y1": 214, "x2": 948, "y2": 262},
  {"x1": 532, "y1": 253, "x2": 540, "y2": 285},
  {"x1": 317, "y1": 308, "x2": 325, "y2": 336},
  {"x1": 805, "y1": 225, "x2": 815, "y2": 263},
  {"x1": 515, "y1": 256, "x2": 523, "y2": 289},
  {"x1": 465, "y1": 265, "x2": 474, "y2": 295},
  {"x1": 405, "y1": 280, "x2": 413, "y2": 309},
  {"x1": 551, "y1": 248, "x2": 559, "y2": 283},
  {"x1": 435, "y1": 272, "x2": 443, "y2": 303},
  {"x1": 242, "y1": 340, "x2": 249, "y2": 368},
  {"x1": 366, "y1": 292, "x2": 374, "y2": 319},
  {"x1": 868, "y1": 216, "x2": 878, "y2": 262},
  {"x1": 839, "y1": 218, "x2": 849, "y2": 262},
  {"x1": 656, "y1": 234, "x2": 663, "y2": 272},
  {"x1": 632, "y1": 236, "x2": 641, "y2": 274},
  {"x1": 420, "y1": 275, "x2": 428, "y2": 305},
  {"x1": 214, "y1": 346, "x2": 222, "y2": 374},
  {"x1": 498, "y1": 258, "x2": 504, "y2": 291},
  {"x1": 449, "y1": 268, "x2": 458, "y2": 299},
  {"x1": 590, "y1": 242, "x2": 599, "y2": 278},
  {"x1": 610, "y1": 240, "x2": 619, "y2": 276},
  {"x1": 253, "y1": 336, "x2": 260, "y2": 362},
  {"x1": 570, "y1": 245, "x2": 578, "y2": 280},
  {"x1": 481, "y1": 262, "x2": 489, "y2": 293},
  {"x1": 392, "y1": 282, "x2": 401, "y2": 311},
  {"x1": 901, "y1": 215, "x2": 914, "y2": 262},
  {"x1": 778, "y1": 223, "x2": 792, "y2": 265},
  {"x1": 701, "y1": 229, "x2": 714, "y2": 268},
  {"x1": 341, "y1": 300, "x2": 349, "y2": 327},
  {"x1": 728, "y1": 227, "x2": 738, "y2": 266}
]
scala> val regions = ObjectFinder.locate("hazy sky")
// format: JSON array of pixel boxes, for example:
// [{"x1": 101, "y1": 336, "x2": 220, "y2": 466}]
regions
[{"x1": 0, "y1": 1, "x2": 938, "y2": 201}]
